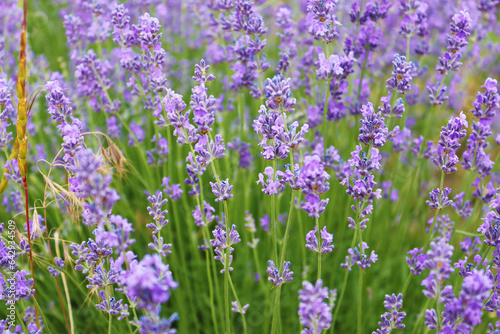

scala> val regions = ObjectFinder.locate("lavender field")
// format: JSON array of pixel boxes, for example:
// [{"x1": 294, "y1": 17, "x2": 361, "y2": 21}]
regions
[{"x1": 1, "y1": 0, "x2": 500, "y2": 333}]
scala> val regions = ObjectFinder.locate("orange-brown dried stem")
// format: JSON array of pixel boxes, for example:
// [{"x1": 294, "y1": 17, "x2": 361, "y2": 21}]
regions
[{"x1": 16, "y1": 0, "x2": 40, "y2": 329}]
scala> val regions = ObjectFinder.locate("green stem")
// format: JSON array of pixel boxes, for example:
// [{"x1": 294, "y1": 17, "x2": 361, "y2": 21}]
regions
[
  {"x1": 412, "y1": 298, "x2": 432, "y2": 334},
  {"x1": 228, "y1": 274, "x2": 248, "y2": 334},
  {"x1": 224, "y1": 247, "x2": 230, "y2": 334},
  {"x1": 401, "y1": 272, "x2": 413, "y2": 297},
  {"x1": 331, "y1": 228, "x2": 358, "y2": 332},
  {"x1": 271, "y1": 157, "x2": 279, "y2": 263},
  {"x1": 436, "y1": 283, "x2": 442, "y2": 331},
  {"x1": 270, "y1": 285, "x2": 282, "y2": 334},
  {"x1": 316, "y1": 217, "x2": 322, "y2": 280},
  {"x1": 357, "y1": 268, "x2": 363, "y2": 334},
  {"x1": 204, "y1": 230, "x2": 220, "y2": 334},
  {"x1": 108, "y1": 311, "x2": 112, "y2": 334},
  {"x1": 323, "y1": 81, "x2": 329, "y2": 155},
  {"x1": 406, "y1": 36, "x2": 411, "y2": 60}
]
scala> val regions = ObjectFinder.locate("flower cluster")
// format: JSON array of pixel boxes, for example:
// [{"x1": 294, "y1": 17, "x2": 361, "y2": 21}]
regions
[
  {"x1": 436, "y1": 11, "x2": 473, "y2": 75},
  {"x1": 399, "y1": 0, "x2": 429, "y2": 54},
  {"x1": 341, "y1": 242, "x2": 378, "y2": 271},
  {"x1": 463, "y1": 78, "x2": 499, "y2": 182},
  {"x1": 210, "y1": 225, "x2": 241, "y2": 273},
  {"x1": 372, "y1": 293, "x2": 406, "y2": 333},
  {"x1": 305, "y1": 226, "x2": 334, "y2": 254},
  {"x1": 431, "y1": 112, "x2": 468, "y2": 173},
  {"x1": 266, "y1": 260, "x2": 293, "y2": 287},
  {"x1": 298, "y1": 279, "x2": 334, "y2": 333}
]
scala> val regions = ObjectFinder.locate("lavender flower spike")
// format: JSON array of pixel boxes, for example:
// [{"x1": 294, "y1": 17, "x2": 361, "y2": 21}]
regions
[
  {"x1": 298, "y1": 279, "x2": 333, "y2": 333},
  {"x1": 305, "y1": 226, "x2": 334, "y2": 254},
  {"x1": 266, "y1": 260, "x2": 293, "y2": 287}
]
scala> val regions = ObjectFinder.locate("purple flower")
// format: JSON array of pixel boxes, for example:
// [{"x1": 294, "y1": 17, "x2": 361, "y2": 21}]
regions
[
  {"x1": 192, "y1": 201, "x2": 216, "y2": 227},
  {"x1": 358, "y1": 103, "x2": 388, "y2": 147},
  {"x1": 210, "y1": 225, "x2": 241, "y2": 273},
  {"x1": 128, "y1": 122, "x2": 145, "y2": 145},
  {"x1": 210, "y1": 178, "x2": 234, "y2": 201},
  {"x1": 436, "y1": 10, "x2": 473, "y2": 74},
  {"x1": 471, "y1": 78, "x2": 499, "y2": 120},
  {"x1": 441, "y1": 269, "x2": 492, "y2": 332},
  {"x1": 161, "y1": 177, "x2": 183, "y2": 201},
  {"x1": 299, "y1": 155, "x2": 330, "y2": 195},
  {"x1": 102, "y1": 215, "x2": 136, "y2": 253},
  {"x1": 231, "y1": 301, "x2": 250, "y2": 314},
  {"x1": 315, "y1": 53, "x2": 344, "y2": 80},
  {"x1": 147, "y1": 134, "x2": 169, "y2": 165},
  {"x1": 431, "y1": 112, "x2": 468, "y2": 173},
  {"x1": 45, "y1": 80, "x2": 73, "y2": 123},
  {"x1": 264, "y1": 75, "x2": 296, "y2": 113},
  {"x1": 0, "y1": 79, "x2": 15, "y2": 120},
  {"x1": 120, "y1": 254, "x2": 178, "y2": 310},
  {"x1": 210, "y1": 225, "x2": 241, "y2": 249},
  {"x1": 148, "y1": 235, "x2": 172, "y2": 257},
  {"x1": 227, "y1": 138, "x2": 253, "y2": 168},
  {"x1": 302, "y1": 193, "x2": 329, "y2": 219},
  {"x1": 477, "y1": 211, "x2": 500, "y2": 247},
  {"x1": 373, "y1": 293, "x2": 406, "y2": 333},
  {"x1": 307, "y1": 0, "x2": 340, "y2": 43},
  {"x1": 260, "y1": 214, "x2": 270, "y2": 232},
  {"x1": 426, "y1": 188, "x2": 453, "y2": 209},
  {"x1": 106, "y1": 116, "x2": 122, "y2": 139},
  {"x1": 341, "y1": 242, "x2": 378, "y2": 271},
  {"x1": 462, "y1": 119, "x2": 494, "y2": 176},
  {"x1": 95, "y1": 290, "x2": 128, "y2": 317},
  {"x1": 459, "y1": 237, "x2": 481, "y2": 256},
  {"x1": 146, "y1": 190, "x2": 169, "y2": 234},
  {"x1": 190, "y1": 63, "x2": 216, "y2": 134},
  {"x1": 406, "y1": 248, "x2": 429, "y2": 276},
  {"x1": 257, "y1": 167, "x2": 285, "y2": 195},
  {"x1": 427, "y1": 83, "x2": 449, "y2": 106},
  {"x1": 421, "y1": 239, "x2": 454, "y2": 300},
  {"x1": 194, "y1": 134, "x2": 226, "y2": 166},
  {"x1": 386, "y1": 54, "x2": 413, "y2": 94},
  {"x1": 266, "y1": 260, "x2": 293, "y2": 286},
  {"x1": 298, "y1": 279, "x2": 333, "y2": 333},
  {"x1": 133, "y1": 310, "x2": 178, "y2": 334},
  {"x1": 341, "y1": 145, "x2": 382, "y2": 203},
  {"x1": 305, "y1": 226, "x2": 334, "y2": 254},
  {"x1": 451, "y1": 192, "x2": 473, "y2": 218}
]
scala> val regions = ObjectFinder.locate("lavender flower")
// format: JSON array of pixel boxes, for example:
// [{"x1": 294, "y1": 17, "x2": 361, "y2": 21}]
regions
[
  {"x1": 341, "y1": 242, "x2": 378, "y2": 271},
  {"x1": 406, "y1": 248, "x2": 429, "y2": 276},
  {"x1": 421, "y1": 239, "x2": 454, "y2": 301},
  {"x1": 426, "y1": 188, "x2": 453, "y2": 209},
  {"x1": 386, "y1": 54, "x2": 413, "y2": 95},
  {"x1": 146, "y1": 190, "x2": 169, "y2": 234},
  {"x1": 471, "y1": 78, "x2": 499, "y2": 120},
  {"x1": 436, "y1": 10, "x2": 473, "y2": 74},
  {"x1": 373, "y1": 293, "x2": 406, "y2": 333},
  {"x1": 441, "y1": 269, "x2": 492, "y2": 332},
  {"x1": 120, "y1": 254, "x2": 178, "y2": 310},
  {"x1": 148, "y1": 235, "x2": 172, "y2": 258},
  {"x1": 305, "y1": 226, "x2": 334, "y2": 254},
  {"x1": 210, "y1": 178, "x2": 234, "y2": 201},
  {"x1": 192, "y1": 201, "x2": 216, "y2": 227},
  {"x1": 298, "y1": 279, "x2": 333, "y2": 333},
  {"x1": 231, "y1": 301, "x2": 250, "y2": 314},
  {"x1": 210, "y1": 225, "x2": 241, "y2": 273},
  {"x1": 358, "y1": 103, "x2": 388, "y2": 147},
  {"x1": 451, "y1": 192, "x2": 473, "y2": 218},
  {"x1": 431, "y1": 112, "x2": 468, "y2": 173},
  {"x1": 266, "y1": 260, "x2": 293, "y2": 286},
  {"x1": 264, "y1": 75, "x2": 296, "y2": 113}
]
